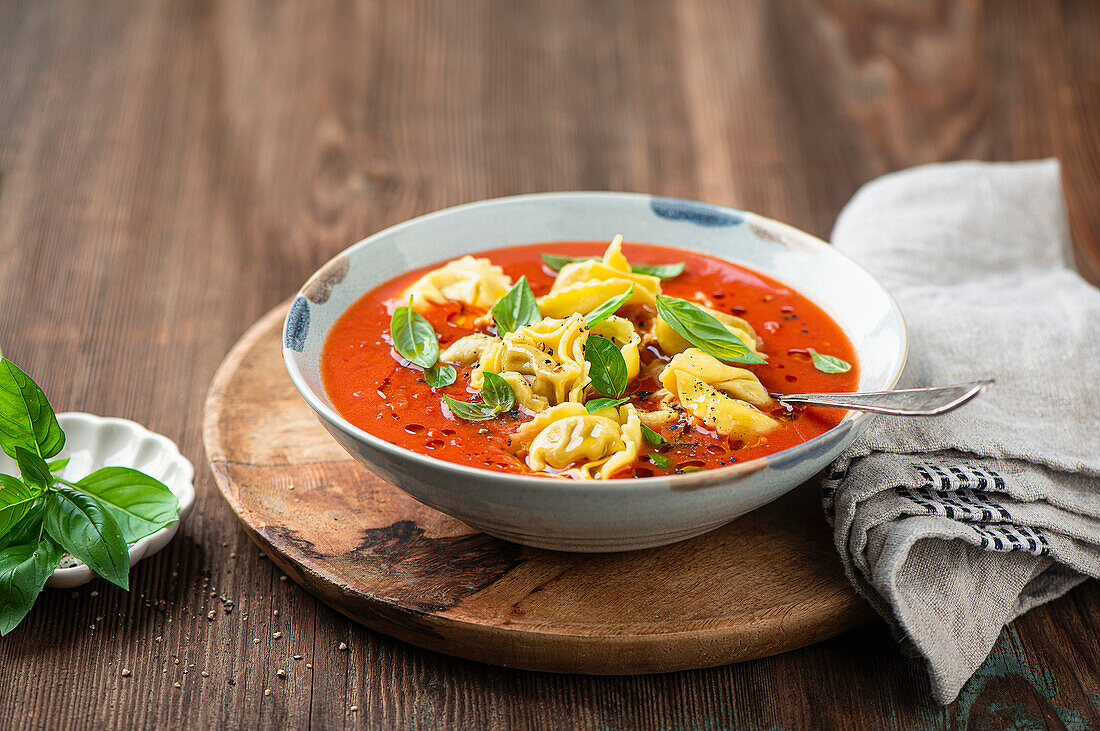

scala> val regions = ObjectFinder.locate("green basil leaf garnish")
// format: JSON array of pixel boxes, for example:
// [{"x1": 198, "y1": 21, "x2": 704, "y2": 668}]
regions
[
  {"x1": 0, "y1": 535, "x2": 64, "y2": 636},
  {"x1": 44, "y1": 484, "x2": 130, "y2": 590},
  {"x1": 14, "y1": 447, "x2": 51, "y2": 491},
  {"x1": 584, "y1": 286, "x2": 634, "y2": 327},
  {"x1": 74, "y1": 467, "x2": 179, "y2": 545},
  {"x1": 0, "y1": 475, "x2": 40, "y2": 539},
  {"x1": 424, "y1": 364, "x2": 457, "y2": 388},
  {"x1": 541, "y1": 254, "x2": 596, "y2": 271},
  {"x1": 647, "y1": 453, "x2": 671, "y2": 469},
  {"x1": 490, "y1": 276, "x2": 540, "y2": 336},
  {"x1": 655, "y1": 296, "x2": 767, "y2": 365},
  {"x1": 809, "y1": 349, "x2": 852, "y2": 374},
  {"x1": 584, "y1": 336, "x2": 628, "y2": 398},
  {"x1": 640, "y1": 423, "x2": 668, "y2": 447},
  {"x1": 0, "y1": 359, "x2": 65, "y2": 460},
  {"x1": 631, "y1": 262, "x2": 685, "y2": 279},
  {"x1": 585, "y1": 397, "x2": 630, "y2": 414},
  {"x1": 442, "y1": 372, "x2": 516, "y2": 422},
  {"x1": 442, "y1": 396, "x2": 498, "y2": 422},
  {"x1": 390, "y1": 298, "x2": 439, "y2": 368},
  {"x1": 46, "y1": 457, "x2": 69, "y2": 474},
  {"x1": 480, "y1": 372, "x2": 515, "y2": 412}
]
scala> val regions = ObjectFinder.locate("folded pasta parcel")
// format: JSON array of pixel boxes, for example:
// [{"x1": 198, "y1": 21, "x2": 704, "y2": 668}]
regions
[
  {"x1": 538, "y1": 236, "x2": 662, "y2": 318},
  {"x1": 402, "y1": 256, "x2": 513, "y2": 311},
  {"x1": 512, "y1": 402, "x2": 643, "y2": 480}
]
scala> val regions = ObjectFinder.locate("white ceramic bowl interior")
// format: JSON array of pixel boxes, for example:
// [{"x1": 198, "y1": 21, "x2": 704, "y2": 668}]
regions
[
  {"x1": 0, "y1": 412, "x2": 196, "y2": 587},
  {"x1": 283, "y1": 193, "x2": 906, "y2": 551}
]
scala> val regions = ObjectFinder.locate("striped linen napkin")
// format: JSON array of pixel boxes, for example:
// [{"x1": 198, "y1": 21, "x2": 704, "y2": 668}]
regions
[{"x1": 823, "y1": 159, "x2": 1100, "y2": 705}]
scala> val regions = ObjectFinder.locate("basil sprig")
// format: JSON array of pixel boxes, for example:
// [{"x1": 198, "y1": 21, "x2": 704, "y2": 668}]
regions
[
  {"x1": 540, "y1": 254, "x2": 685, "y2": 280},
  {"x1": 0, "y1": 358, "x2": 179, "y2": 635},
  {"x1": 585, "y1": 397, "x2": 629, "y2": 414},
  {"x1": 647, "y1": 453, "x2": 672, "y2": 469},
  {"x1": 390, "y1": 297, "x2": 439, "y2": 368},
  {"x1": 424, "y1": 364, "x2": 457, "y2": 388},
  {"x1": 390, "y1": 298, "x2": 458, "y2": 388},
  {"x1": 640, "y1": 423, "x2": 668, "y2": 447},
  {"x1": 655, "y1": 296, "x2": 767, "y2": 366},
  {"x1": 809, "y1": 349, "x2": 852, "y2": 374},
  {"x1": 490, "y1": 277, "x2": 540, "y2": 336},
  {"x1": 443, "y1": 372, "x2": 516, "y2": 422},
  {"x1": 583, "y1": 286, "x2": 633, "y2": 327},
  {"x1": 584, "y1": 336, "x2": 628, "y2": 398}
]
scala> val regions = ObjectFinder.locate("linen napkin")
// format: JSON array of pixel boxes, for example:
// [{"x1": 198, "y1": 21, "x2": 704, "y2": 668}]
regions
[{"x1": 821, "y1": 159, "x2": 1100, "y2": 705}]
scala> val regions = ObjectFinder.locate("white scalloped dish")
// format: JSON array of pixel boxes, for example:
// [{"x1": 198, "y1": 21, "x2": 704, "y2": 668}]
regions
[{"x1": 0, "y1": 413, "x2": 196, "y2": 588}]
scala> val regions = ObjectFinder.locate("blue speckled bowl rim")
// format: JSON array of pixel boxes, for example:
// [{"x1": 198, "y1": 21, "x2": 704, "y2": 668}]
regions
[{"x1": 283, "y1": 192, "x2": 907, "y2": 493}]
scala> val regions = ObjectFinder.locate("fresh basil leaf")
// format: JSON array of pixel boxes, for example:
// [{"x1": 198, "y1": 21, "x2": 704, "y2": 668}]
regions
[
  {"x1": 490, "y1": 277, "x2": 540, "y2": 336},
  {"x1": 0, "y1": 359, "x2": 65, "y2": 460},
  {"x1": 584, "y1": 336, "x2": 628, "y2": 398},
  {"x1": 14, "y1": 447, "x2": 52, "y2": 490},
  {"x1": 0, "y1": 499, "x2": 45, "y2": 551},
  {"x1": 390, "y1": 299, "x2": 439, "y2": 369},
  {"x1": 541, "y1": 254, "x2": 597, "y2": 272},
  {"x1": 424, "y1": 364, "x2": 457, "y2": 388},
  {"x1": 442, "y1": 396, "x2": 498, "y2": 422},
  {"x1": 631, "y1": 262, "x2": 685, "y2": 279},
  {"x1": 647, "y1": 453, "x2": 671, "y2": 469},
  {"x1": 584, "y1": 286, "x2": 634, "y2": 327},
  {"x1": 0, "y1": 535, "x2": 64, "y2": 635},
  {"x1": 44, "y1": 484, "x2": 129, "y2": 590},
  {"x1": 640, "y1": 423, "x2": 668, "y2": 447},
  {"x1": 47, "y1": 457, "x2": 70, "y2": 474},
  {"x1": 72, "y1": 467, "x2": 179, "y2": 545},
  {"x1": 585, "y1": 397, "x2": 630, "y2": 414},
  {"x1": 809, "y1": 349, "x2": 852, "y2": 374},
  {"x1": 0, "y1": 475, "x2": 40, "y2": 539},
  {"x1": 480, "y1": 372, "x2": 515, "y2": 412},
  {"x1": 655, "y1": 296, "x2": 767, "y2": 365}
]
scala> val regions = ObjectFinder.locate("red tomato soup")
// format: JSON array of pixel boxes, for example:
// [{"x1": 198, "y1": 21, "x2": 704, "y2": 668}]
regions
[{"x1": 321, "y1": 241, "x2": 859, "y2": 478}]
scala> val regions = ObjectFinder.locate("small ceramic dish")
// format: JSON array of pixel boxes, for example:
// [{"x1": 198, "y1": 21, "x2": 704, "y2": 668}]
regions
[
  {"x1": 0, "y1": 413, "x2": 196, "y2": 587},
  {"x1": 283, "y1": 193, "x2": 906, "y2": 552}
]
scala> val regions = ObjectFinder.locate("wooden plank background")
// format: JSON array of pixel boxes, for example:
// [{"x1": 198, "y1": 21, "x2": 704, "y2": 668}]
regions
[{"x1": 1, "y1": 0, "x2": 1098, "y2": 728}]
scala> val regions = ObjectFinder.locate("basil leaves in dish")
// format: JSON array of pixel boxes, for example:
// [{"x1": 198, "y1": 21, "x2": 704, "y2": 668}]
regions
[
  {"x1": 809, "y1": 349, "x2": 852, "y2": 374},
  {"x1": 584, "y1": 336, "x2": 628, "y2": 399},
  {"x1": 583, "y1": 286, "x2": 633, "y2": 327},
  {"x1": 585, "y1": 397, "x2": 630, "y2": 414},
  {"x1": 655, "y1": 296, "x2": 767, "y2": 366},
  {"x1": 424, "y1": 364, "x2": 457, "y2": 388},
  {"x1": 443, "y1": 372, "x2": 517, "y2": 422},
  {"x1": 490, "y1": 276, "x2": 540, "y2": 336},
  {"x1": 390, "y1": 298, "x2": 439, "y2": 368}
]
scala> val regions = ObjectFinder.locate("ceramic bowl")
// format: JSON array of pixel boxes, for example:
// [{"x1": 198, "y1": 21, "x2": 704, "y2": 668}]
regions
[
  {"x1": 283, "y1": 193, "x2": 906, "y2": 552},
  {"x1": 0, "y1": 413, "x2": 196, "y2": 587}
]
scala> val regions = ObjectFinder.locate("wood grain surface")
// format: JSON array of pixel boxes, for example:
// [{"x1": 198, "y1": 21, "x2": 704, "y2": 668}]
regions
[
  {"x1": 1, "y1": 0, "x2": 1099, "y2": 728},
  {"x1": 203, "y1": 303, "x2": 875, "y2": 674}
]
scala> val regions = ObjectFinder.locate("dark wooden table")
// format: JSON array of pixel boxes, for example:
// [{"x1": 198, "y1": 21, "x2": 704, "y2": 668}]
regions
[{"x1": 2, "y1": 1, "x2": 1098, "y2": 728}]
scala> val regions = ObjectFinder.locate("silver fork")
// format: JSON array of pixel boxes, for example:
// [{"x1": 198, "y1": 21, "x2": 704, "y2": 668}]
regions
[{"x1": 771, "y1": 378, "x2": 994, "y2": 416}]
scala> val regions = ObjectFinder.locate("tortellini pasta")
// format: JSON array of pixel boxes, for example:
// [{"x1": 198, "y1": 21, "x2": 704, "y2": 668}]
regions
[
  {"x1": 654, "y1": 305, "x2": 764, "y2": 359},
  {"x1": 401, "y1": 256, "x2": 512, "y2": 311},
  {"x1": 657, "y1": 348, "x2": 778, "y2": 438},
  {"x1": 538, "y1": 236, "x2": 662, "y2": 318},
  {"x1": 465, "y1": 314, "x2": 592, "y2": 414},
  {"x1": 513, "y1": 402, "x2": 643, "y2": 479}
]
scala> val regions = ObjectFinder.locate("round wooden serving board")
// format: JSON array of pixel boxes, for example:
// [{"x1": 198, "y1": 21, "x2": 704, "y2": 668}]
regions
[{"x1": 203, "y1": 303, "x2": 874, "y2": 674}]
